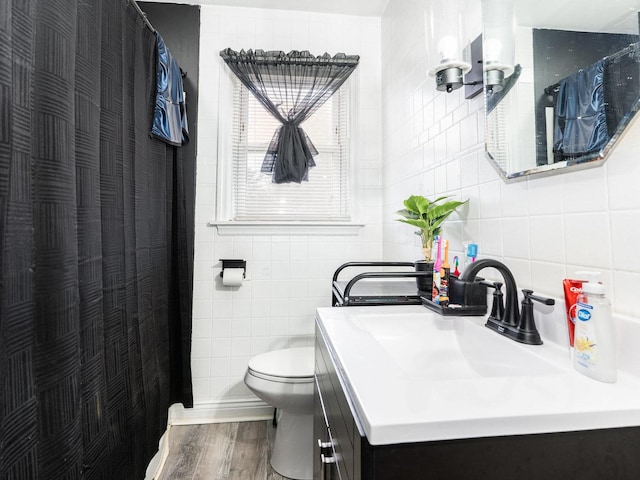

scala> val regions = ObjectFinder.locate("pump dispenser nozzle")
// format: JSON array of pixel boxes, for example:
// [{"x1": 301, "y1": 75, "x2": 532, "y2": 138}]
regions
[{"x1": 576, "y1": 271, "x2": 605, "y2": 295}]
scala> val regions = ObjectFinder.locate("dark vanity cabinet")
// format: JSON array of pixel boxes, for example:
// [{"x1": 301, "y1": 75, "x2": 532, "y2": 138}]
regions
[
  {"x1": 314, "y1": 325, "x2": 360, "y2": 480},
  {"x1": 314, "y1": 325, "x2": 640, "y2": 480}
]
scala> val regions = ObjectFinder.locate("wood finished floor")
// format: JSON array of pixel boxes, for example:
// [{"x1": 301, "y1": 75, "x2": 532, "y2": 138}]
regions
[{"x1": 157, "y1": 420, "x2": 291, "y2": 480}]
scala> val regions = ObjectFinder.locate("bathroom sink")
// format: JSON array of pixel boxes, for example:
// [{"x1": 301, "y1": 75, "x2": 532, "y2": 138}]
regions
[
  {"x1": 316, "y1": 305, "x2": 640, "y2": 445},
  {"x1": 316, "y1": 306, "x2": 640, "y2": 445},
  {"x1": 353, "y1": 313, "x2": 562, "y2": 380}
]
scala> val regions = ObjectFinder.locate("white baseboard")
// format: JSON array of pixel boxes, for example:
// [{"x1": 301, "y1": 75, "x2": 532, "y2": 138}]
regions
[
  {"x1": 169, "y1": 397, "x2": 274, "y2": 425},
  {"x1": 145, "y1": 424, "x2": 172, "y2": 480}
]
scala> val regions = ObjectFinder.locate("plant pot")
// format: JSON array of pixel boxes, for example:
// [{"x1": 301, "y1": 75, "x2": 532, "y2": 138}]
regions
[{"x1": 414, "y1": 260, "x2": 434, "y2": 294}]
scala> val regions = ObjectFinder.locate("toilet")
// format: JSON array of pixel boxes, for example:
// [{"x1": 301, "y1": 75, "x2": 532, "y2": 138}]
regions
[{"x1": 244, "y1": 347, "x2": 315, "y2": 480}]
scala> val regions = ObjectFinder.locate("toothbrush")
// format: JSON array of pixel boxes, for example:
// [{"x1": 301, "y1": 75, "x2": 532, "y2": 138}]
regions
[
  {"x1": 442, "y1": 240, "x2": 450, "y2": 272},
  {"x1": 439, "y1": 240, "x2": 450, "y2": 306},
  {"x1": 433, "y1": 236, "x2": 443, "y2": 272},
  {"x1": 432, "y1": 236, "x2": 443, "y2": 303}
]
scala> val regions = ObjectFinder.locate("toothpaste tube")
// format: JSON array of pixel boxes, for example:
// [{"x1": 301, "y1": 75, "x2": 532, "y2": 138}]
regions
[{"x1": 562, "y1": 278, "x2": 585, "y2": 347}]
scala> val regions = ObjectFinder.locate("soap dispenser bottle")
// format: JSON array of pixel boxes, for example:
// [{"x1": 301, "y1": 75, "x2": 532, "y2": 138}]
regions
[{"x1": 572, "y1": 271, "x2": 617, "y2": 383}]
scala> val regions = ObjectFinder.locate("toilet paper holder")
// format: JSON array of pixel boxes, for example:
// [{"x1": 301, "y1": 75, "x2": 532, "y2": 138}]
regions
[{"x1": 220, "y1": 259, "x2": 246, "y2": 279}]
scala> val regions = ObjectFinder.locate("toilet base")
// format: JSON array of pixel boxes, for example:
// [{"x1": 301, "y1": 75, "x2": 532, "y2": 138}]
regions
[{"x1": 270, "y1": 409, "x2": 313, "y2": 480}]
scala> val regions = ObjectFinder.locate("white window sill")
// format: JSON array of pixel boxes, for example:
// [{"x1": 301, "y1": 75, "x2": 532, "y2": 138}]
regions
[{"x1": 208, "y1": 221, "x2": 364, "y2": 236}]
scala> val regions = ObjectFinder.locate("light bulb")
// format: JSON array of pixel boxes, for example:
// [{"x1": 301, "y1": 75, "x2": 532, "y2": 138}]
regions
[
  {"x1": 484, "y1": 38, "x2": 503, "y2": 64},
  {"x1": 437, "y1": 35, "x2": 459, "y2": 62}
]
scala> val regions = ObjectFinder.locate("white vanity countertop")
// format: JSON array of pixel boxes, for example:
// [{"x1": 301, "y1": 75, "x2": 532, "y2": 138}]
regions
[{"x1": 316, "y1": 305, "x2": 640, "y2": 446}]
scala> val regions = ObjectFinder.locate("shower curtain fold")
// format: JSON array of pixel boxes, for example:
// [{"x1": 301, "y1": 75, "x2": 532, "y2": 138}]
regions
[{"x1": 0, "y1": 1, "x2": 194, "y2": 478}]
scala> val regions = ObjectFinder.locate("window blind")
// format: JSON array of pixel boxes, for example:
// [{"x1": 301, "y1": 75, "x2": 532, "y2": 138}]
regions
[
  {"x1": 230, "y1": 80, "x2": 351, "y2": 221},
  {"x1": 486, "y1": 101, "x2": 509, "y2": 171}
]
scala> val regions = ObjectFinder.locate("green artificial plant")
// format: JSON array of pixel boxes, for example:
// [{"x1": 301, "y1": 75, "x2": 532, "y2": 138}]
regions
[{"x1": 397, "y1": 195, "x2": 467, "y2": 262}]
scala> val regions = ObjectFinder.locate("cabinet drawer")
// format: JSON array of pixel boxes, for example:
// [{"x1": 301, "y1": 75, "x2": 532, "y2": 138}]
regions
[
  {"x1": 316, "y1": 326, "x2": 358, "y2": 480},
  {"x1": 315, "y1": 328, "x2": 355, "y2": 441}
]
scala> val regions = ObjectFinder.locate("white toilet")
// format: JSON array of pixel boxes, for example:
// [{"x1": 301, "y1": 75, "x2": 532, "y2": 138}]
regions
[{"x1": 244, "y1": 347, "x2": 315, "y2": 480}]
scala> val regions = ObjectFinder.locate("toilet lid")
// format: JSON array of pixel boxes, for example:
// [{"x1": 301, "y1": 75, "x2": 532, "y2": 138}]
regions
[{"x1": 248, "y1": 347, "x2": 314, "y2": 379}]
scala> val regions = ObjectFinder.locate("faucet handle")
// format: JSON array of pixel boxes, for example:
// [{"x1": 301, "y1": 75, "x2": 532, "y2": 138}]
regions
[
  {"x1": 523, "y1": 289, "x2": 555, "y2": 306},
  {"x1": 479, "y1": 280, "x2": 506, "y2": 323},
  {"x1": 517, "y1": 289, "x2": 554, "y2": 345}
]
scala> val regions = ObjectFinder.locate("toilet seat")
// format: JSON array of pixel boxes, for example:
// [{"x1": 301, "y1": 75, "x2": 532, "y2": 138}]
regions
[{"x1": 247, "y1": 347, "x2": 314, "y2": 383}]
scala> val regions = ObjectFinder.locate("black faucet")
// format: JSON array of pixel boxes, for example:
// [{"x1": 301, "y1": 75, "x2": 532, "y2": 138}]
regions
[{"x1": 458, "y1": 259, "x2": 554, "y2": 345}]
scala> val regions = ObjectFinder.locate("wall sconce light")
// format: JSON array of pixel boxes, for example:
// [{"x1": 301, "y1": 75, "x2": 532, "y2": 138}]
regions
[
  {"x1": 426, "y1": 0, "x2": 473, "y2": 93},
  {"x1": 482, "y1": 0, "x2": 515, "y2": 94}
]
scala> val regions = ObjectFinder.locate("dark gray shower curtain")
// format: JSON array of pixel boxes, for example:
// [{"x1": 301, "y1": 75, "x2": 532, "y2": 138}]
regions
[{"x1": 0, "y1": 1, "x2": 194, "y2": 478}]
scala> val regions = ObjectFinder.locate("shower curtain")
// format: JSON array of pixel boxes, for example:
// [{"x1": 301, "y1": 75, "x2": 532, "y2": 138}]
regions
[{"x1": 0, "y1": 1, "x2": 194, "y2": 478}]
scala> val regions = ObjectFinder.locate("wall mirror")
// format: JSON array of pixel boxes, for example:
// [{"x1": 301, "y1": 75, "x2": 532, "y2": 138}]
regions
[{"x1": 482, "y1": 0, "x2": 640, "y2": 180}]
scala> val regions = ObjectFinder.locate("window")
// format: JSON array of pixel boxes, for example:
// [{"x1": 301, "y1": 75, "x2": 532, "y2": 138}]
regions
[{"x1": 227, "y1": 77, "x2": 352, "y2": 222}]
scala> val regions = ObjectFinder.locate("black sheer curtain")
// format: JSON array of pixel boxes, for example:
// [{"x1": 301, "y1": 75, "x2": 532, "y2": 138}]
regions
[
  {"x1": 220, "y1": 49, "x2": 359, "y2": 184},
  {"x1": 0, "y1": 1, "x2": 193, "y2": 478}
]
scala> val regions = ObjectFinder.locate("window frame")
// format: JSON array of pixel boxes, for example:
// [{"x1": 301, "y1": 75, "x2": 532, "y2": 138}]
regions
[{"x1": 213, "y1": 61, "x2": 362, "y2": 236}]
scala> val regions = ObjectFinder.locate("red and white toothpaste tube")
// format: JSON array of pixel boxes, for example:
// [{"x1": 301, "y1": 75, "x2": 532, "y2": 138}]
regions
[{"x1": 562, "y1": 278, "x2": 584, "y2": 347}]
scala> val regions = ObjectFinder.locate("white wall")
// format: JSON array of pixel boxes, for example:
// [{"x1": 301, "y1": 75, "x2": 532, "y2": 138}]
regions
[
  {"x1": 381, "y1": 0, "x2": 484, "y2": 267},
  {"x1": 185, "y1": 0, "x2": 640, "y2": 421},
  {"x1": 188, "y1": 5, "x2": 383, "y2": 417},
  {"x1": 381, "y1": 0, "x2": 640, "y2": 318}
]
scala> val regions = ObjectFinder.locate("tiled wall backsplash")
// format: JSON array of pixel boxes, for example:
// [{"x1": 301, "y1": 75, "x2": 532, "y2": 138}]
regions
[
  {"x1": 381, "y1": 0, "x2": 640, "y2": 320},
  {"x1": 191, "y1": 6, "x2": 383, "y2": 406},
  {"x1": 190, "y1": 0, "x2": 640, "y2": 415}
]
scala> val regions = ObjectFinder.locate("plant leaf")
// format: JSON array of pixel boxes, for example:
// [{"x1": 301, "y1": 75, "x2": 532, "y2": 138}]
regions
[
  {"x1": 396, "y1": 208, "x2": 420, "y2": 220},
  {"x1": 397, "y1": 195, "x2": 467, "y2": 247},
  {"x1": 397, "y1": 218, "x2": 428, "y2": 229},
  {"x1": 412, "y1": 196, "x2": 432, "y2": 215},
  {"x1": 402, "y1": 196, "x2": 423, "y2": 214}
]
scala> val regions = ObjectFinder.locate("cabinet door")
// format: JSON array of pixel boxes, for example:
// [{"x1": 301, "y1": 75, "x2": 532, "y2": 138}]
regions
[
  {"x1": 316, "y1": 326, "x2": 357, "y2": 480},
  {"x1": 313, "y1": 378, "x2": 328, "y2": 480},
  {"x1": 315, "y1": 377, "x2": 342, "y2": 480}
]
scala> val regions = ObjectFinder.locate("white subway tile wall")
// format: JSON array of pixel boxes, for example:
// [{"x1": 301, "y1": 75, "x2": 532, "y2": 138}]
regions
[
  {"x1": 192, "y1": 0, "x2": 640, "y2": 411},
  {"x1": 381, "y1": 0, "x2": 640, "y2": 318},
  {"x1": 192, "y1": 6, "x2": 383, "y2": 405}
]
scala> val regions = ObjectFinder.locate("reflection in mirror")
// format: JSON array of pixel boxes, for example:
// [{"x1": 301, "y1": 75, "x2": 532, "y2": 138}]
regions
[{"x1": 483, "y1": 0, "x2": 640, "y2": 180}]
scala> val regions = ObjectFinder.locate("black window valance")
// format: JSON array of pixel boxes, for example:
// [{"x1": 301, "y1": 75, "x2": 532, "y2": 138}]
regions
[{"x1": 220, "y1": 48, "x2": 359, "y2": 184}]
